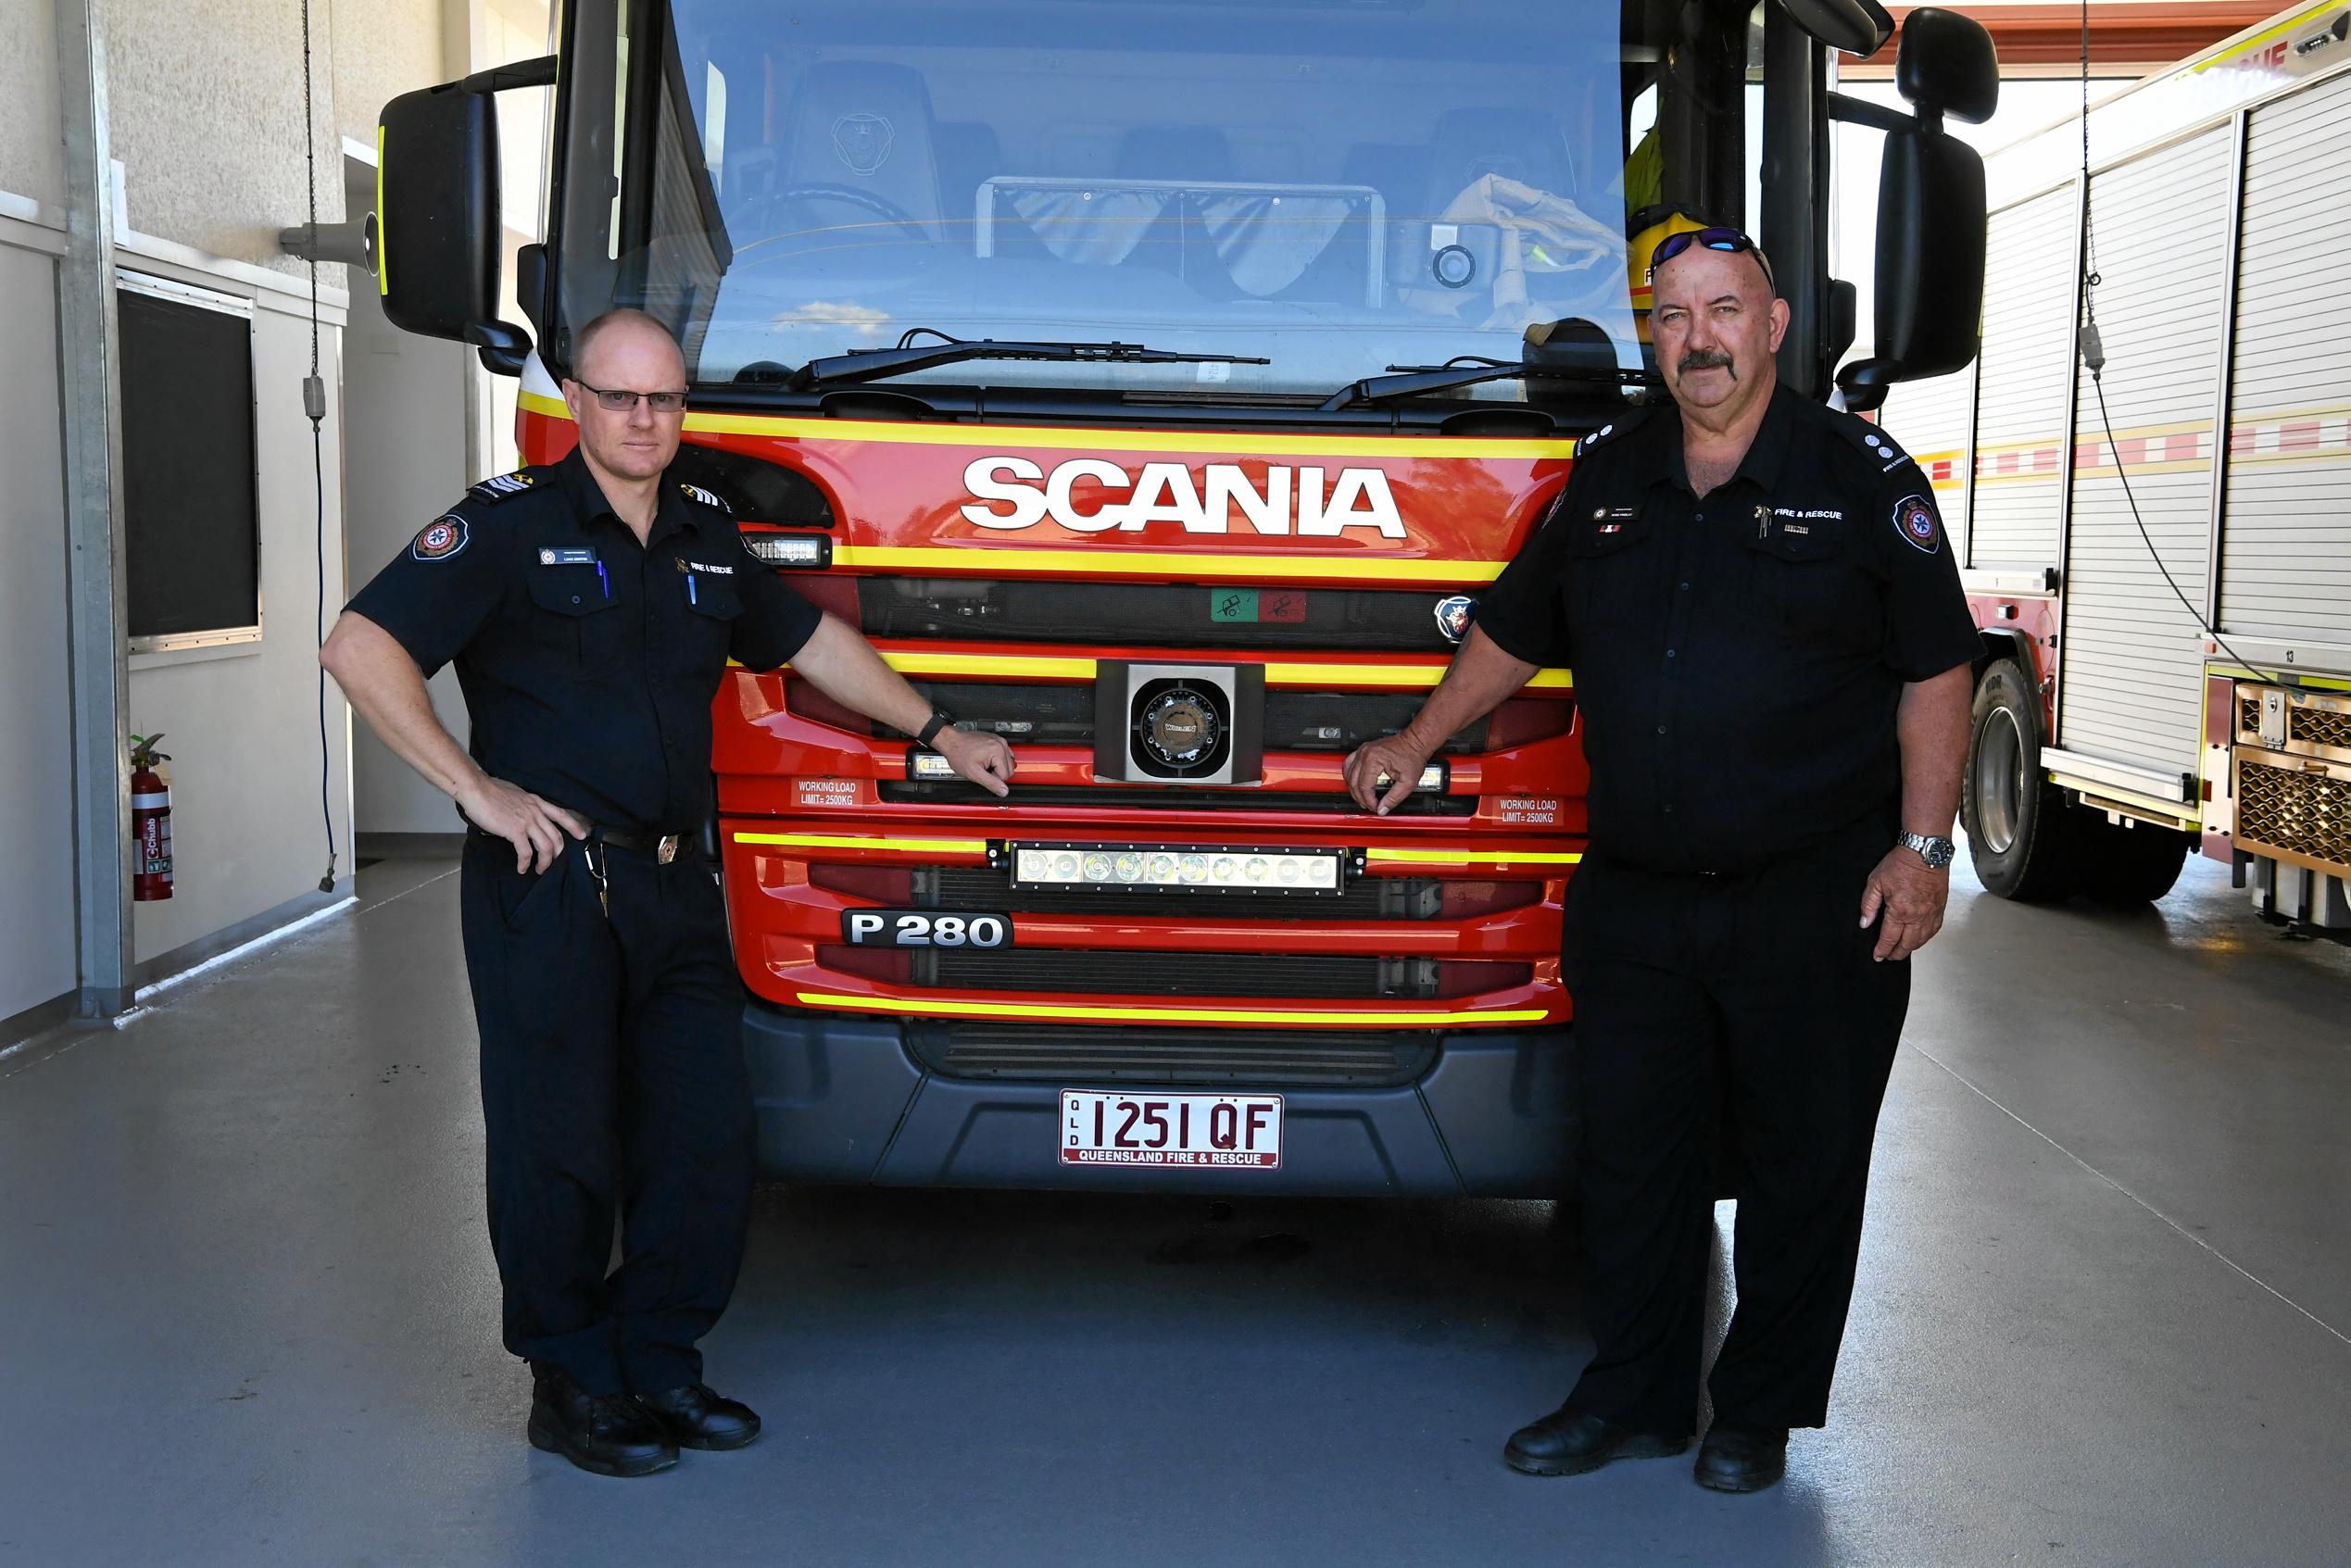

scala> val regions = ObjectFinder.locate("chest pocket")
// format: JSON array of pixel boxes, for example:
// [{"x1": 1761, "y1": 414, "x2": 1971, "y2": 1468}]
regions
[
  {"x1": 1741, "y1": 515, "x2": 1873, "y2": 646},
  {"x1": 1563, "y1": 508, "x2": 1652, "y2": 642},
  {"x1": 673, "y1": 564, "x2": 743, "y2": 677},
  {"x1": 524, "y1": 570, "x2": 621, "y2": 673}
]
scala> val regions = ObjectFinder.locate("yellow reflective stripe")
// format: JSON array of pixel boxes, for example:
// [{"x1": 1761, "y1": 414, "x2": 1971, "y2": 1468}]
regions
[
  {"x1": 734, "y1": 832, "x2": 989, "y2": 855},
  {"x1": 374, "y1": 128, "x2": 389, "y2": 296},
  {"x1": 854, "y1": 650, "x2": 1572, "y2": 691},
  {"x1": 832, "y1": 544, "x2": 1508, "y2": 585},
  {"x1": 517, "y1": 389, "x2": 1573, "y2": 460},
  {"x1": 795, "y1": 993, "x2": 1552, "y2": 1028},
  {"x1": 1364, "y1": 847, "x2": 1583, "y2": 865}
]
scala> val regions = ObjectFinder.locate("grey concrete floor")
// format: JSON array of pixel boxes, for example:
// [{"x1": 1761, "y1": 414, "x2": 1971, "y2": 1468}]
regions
[{"x1": 3, "y1": 849, "x2": 2348, "y2": 1567}]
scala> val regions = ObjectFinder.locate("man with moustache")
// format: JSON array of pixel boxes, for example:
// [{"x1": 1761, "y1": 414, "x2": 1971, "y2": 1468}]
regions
[
  {"x1": 1345, "y1": 225, "x2": 1975, "y2": 1491},
  {"x1": 322, "y1": 309, "x2": 1016, "y2": 1476}
]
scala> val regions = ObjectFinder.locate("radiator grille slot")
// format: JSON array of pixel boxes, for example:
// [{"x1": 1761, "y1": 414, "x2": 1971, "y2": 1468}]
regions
[
  {"x1": 858, "y1": 578, "x2": 1465, "y2": 652},
  {"x1": 924, "y1": 947, "x2": 1411, "y2": 997},
  {"x1": 877, "y1": 781, "x2": 1474, "y2": 814},
  {"x1": 909, "y1": 1022, "x2": 1438, "y2": 1085},
  {"x1": 2235, "y1": 750, "x2": 2351, "y2": 871}
]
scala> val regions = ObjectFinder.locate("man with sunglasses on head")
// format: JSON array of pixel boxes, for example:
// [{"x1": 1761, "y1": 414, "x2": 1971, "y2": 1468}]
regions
[
  {"x1": 322, "y1": 308, "x2": 1016, "y2": 1477},
  {"x1": 1346, "y1": 220, "x2": 1975, "y2": 1492}
]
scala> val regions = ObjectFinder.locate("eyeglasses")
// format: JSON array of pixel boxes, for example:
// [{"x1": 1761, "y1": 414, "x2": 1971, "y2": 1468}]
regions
[
  {"x1": 1648, "y1": 227, "x2": 1776, "y2": 293},
  {"x1": 578, "y1": 383, "x2": 687, "y2": 414}
]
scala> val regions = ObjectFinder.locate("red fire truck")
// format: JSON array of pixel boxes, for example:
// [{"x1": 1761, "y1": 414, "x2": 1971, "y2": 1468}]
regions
[
  {"x1": 373, "y1": 0, "x2": 1995, "y2": 1191},
  {"x1": 1880, "y1": 0, "x2": 2351, "y2": 925}
]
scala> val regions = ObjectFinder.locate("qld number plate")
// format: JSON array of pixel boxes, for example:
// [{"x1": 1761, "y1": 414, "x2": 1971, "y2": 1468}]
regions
[
  {"x1": 840, "y1": 909, "x2": 1012, "y2": 947},
  {"x1": 1060, "y1": 1090, "x2": 1283, "y2": 1170}
]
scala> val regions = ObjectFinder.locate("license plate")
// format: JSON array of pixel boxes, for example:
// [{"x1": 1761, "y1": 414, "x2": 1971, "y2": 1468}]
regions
[
  {"x1": 839, "y1": 909, "x2": 1012, "y2": 948},
  {"x1": 1059, "y1": 1090, "x2": 1283, "y2": 1169}
]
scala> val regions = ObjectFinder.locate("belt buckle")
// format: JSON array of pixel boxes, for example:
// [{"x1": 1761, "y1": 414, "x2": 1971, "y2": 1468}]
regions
[{"x1": 658, "y1": 835, "x2": 680, "y2": 865}]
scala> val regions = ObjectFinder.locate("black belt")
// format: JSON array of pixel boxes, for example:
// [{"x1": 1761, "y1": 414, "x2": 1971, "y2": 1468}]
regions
[{"x1": 585, "y1": 824, "x2": 689, "y2": 864}]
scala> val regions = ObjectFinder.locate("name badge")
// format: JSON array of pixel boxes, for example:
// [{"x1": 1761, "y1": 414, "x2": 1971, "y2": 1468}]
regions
[{"x1": 538, "y1": 547, "x2": 598, "y2": 566}]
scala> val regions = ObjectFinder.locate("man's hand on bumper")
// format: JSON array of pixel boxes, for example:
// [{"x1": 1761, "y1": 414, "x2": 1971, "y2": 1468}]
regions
[
  {"x1": 1858, "y1": 847, "x2": 1949, "y2": 961},
  {"x1": 937, "y1": 728, "x2": 1016, "y2": 797}
]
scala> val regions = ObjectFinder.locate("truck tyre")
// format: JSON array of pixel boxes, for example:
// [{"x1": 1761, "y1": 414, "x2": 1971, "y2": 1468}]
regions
[
  {"x1": 2072, "y1": 814, "x2": 2192, "y2": 904},
  {"x1": 1963, "y1": 658, "x2": 2075, "y2": 901}
]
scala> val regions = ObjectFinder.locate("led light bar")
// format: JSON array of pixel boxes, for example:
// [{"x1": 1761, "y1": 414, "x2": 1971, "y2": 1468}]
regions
[
  {"x1": 1011, "y1": 842, "x2": 1344, "y2": 896},
  {"x1": 1377, "y1": 761, "x2": 1448, "y2": 793},
  {"x1": 909, "y1": 750, "x2": 959, "y2": 780},
  {"x1": 743, "y1": 533, "x2": 833, "y2": 568}
]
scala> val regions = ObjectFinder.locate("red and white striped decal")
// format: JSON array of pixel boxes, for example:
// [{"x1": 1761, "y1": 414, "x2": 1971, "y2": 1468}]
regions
[{"x1": 1911, "y1": 403, "x2": 2351, "y2": 493}]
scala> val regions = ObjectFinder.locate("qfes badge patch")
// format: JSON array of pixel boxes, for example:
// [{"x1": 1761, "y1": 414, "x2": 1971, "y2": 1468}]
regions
[
  {"x1": 1892, "y1": 494, "x2": 1941, "y2": 555},
  {"x1": 410, "y1": 516, "x2": 470, "y2": 562}
]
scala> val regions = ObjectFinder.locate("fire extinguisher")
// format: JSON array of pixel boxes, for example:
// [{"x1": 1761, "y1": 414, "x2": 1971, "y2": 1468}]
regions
[{"x1": 131, "y1": 733, "x2": 173, "y2": 902}]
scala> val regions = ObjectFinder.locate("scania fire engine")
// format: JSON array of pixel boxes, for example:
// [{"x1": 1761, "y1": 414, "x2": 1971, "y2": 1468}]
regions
[
  {"x1": 373, "y1": 0, "x2": 1995, "y2": 1191},
  {"x1": 1881, "y1": 0, "x2": 2351, "y2": 926}
]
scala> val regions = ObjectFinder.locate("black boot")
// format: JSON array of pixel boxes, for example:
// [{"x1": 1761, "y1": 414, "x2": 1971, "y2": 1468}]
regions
[
  {"x1": 527, "y1": 1366, "x2": 680, "y2": 1477},
  {"x1": 1693, "y1": 1424, "x2": 1789, "y2": 1493},
  {"x1": 1503, "y1": 1404, "x2": 1690, "y2": 1476},
  {"x1": 635, "y1": 1383, "x2": 762, "y2": 1451}
]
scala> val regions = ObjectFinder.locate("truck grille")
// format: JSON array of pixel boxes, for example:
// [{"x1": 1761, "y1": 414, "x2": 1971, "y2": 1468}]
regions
[
  {"x1": 908, "y1": 1022, "x2": 1437, "y2": 1085},
  {"x1": 859, "y1": 578, "x2": 1464, "y2": 652},
  {"x1": 892, "y1": 681, "x2": 1487, "y2": 754},
  {"x1": 2234, "y1": 747, "x2": 2351, "y2": 872},
  {"x1": 876, "y1": 781, "x2": 1474, "y2": 814},
  {"x1": 932, "y1": 948, "x2": 1399, "y2": 997}
]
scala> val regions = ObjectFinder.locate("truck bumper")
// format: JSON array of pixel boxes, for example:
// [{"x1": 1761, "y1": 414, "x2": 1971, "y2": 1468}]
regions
[{"x1": 743, "y1": 999, "x2": 1577, "y2": 1198}]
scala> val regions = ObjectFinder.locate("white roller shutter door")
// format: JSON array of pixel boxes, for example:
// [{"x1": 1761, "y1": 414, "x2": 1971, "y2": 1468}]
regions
[
  {"x1": 1968, "y1": 187, "x2": 2076, "y2": 569},
  {"x1": 2055, "y1": 126, "x2": 2232, "y2": 781},
  {"x1": 2219, "y1": 69, "x2": 2351, "y2": 646}
]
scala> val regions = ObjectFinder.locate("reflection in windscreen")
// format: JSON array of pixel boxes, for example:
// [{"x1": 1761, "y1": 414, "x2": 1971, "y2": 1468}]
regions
[{"x1": 649, "y1": 0, "x2": 1640, "y2": 395}]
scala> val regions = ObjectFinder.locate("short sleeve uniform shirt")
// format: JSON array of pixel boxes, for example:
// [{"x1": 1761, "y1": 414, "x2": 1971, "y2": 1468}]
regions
[
  {"x1": 346, "y1": 445, "x2": 821, "y2": 834},
  {"x1": 1475, "y1": 385, "x2": 1978, "y2": 874}
]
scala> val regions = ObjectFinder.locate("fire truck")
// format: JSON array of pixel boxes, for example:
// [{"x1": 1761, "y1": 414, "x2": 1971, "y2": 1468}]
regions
[
  {"x1": 1880, "y1": 0, "x2": 2351, "y2": 926},
  {"x1": 371, "y1": 0, "x2": 1995, "y2": 1191}
]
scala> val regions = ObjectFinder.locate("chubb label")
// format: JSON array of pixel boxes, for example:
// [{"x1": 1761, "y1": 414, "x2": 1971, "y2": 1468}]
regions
[{"x1": 960, "y1": 457, "x2": 1407, "y2": 538}]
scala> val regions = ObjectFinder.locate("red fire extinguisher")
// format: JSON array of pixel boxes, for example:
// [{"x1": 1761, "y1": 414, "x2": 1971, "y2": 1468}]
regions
[{"x1": 131, "y1": 733, "x2": 173, "y2": 902}]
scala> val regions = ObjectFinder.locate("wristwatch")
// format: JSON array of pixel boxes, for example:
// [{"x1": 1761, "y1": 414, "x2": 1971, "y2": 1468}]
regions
[
  {"x1": 1898, "y1": 831, "x2": 1956, "y2": 870},
  {"x1": 916, "y1": 710, "x2": 956, "y2": 747}
]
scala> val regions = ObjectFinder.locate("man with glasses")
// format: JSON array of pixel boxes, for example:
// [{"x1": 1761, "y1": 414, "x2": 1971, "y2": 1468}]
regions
[
  {"x1": 1346, "y1": 223, "x2": 1976, "y2": 1492},
  {"x1": 322, "y1": 308, "x2": 1016, "y2": 1477}
]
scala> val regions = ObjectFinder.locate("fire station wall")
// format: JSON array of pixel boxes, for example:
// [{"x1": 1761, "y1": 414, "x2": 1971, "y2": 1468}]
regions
[
  {"x1": 0, "y1": 0, "x2": 64, "y2": 220},
  {"x1": 123, "y1": 259, "x2": 358, "y2": 974},
  {"x1": 0, "y1": 220, "x2": 80, "y2": 1033}
]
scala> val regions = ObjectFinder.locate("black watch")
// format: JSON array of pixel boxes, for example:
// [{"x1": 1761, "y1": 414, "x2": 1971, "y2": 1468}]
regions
[{"x1": 916, "y1": 710, "x2": 955, "y2": 748}]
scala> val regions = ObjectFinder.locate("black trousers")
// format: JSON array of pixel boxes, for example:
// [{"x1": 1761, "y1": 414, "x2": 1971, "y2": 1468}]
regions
[
  {"x1": 1560, "y1": 822, "x2": 1910, "y2": 1435},
  {"x1": 458, "y1": 834, "x2": 753, "y2": 1396}
]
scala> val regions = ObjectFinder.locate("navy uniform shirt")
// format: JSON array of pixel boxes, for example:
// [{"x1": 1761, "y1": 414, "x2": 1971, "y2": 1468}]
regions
[
  {"x1": 1476, "y1": 384, "x2": 1979, "y2": 874},
  {"x1": 347, "y1": 445, "x2": 822, "y2": 834}
]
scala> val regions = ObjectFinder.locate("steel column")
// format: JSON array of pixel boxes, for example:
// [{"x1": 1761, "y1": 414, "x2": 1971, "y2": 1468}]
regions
[{"x1": 55, "y1": 0, "x2": 134, "y2": 1017}]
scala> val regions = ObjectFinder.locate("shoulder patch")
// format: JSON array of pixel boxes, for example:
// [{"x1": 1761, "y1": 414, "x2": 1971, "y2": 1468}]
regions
[
  {"x1": 1892, "y1": 493, "x2": 1942, "y2": 555},
  {"x1": 1572, "y1": 406, "x2": 1653, "y2": 460},
  {"x1": 678, "y1": 482, "x2": 731, "y2": 515},
  {"x1": 466, "y1": 470, "x2": 538, "y2": 505},
  {"x1": 409, "y1": 515, "x2": 470, "y2": 562}
]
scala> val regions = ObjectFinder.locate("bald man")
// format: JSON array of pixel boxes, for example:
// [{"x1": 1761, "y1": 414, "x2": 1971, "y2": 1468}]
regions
[
  {"x1": 1347, "y1": 228, "x2": 1977, "y2": 1491},
  {"x1": 323, "y1": 309, "x2": 1016, "y2": 1476}
]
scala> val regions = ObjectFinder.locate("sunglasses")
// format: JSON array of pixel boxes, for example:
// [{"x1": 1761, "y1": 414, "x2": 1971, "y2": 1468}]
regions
[
  {"x1": 578, "y1": 383, "x2": 688, "y2": 414},
  {"x1": 1648, "y1": 227, "x2": 1776, "y2": 293}
]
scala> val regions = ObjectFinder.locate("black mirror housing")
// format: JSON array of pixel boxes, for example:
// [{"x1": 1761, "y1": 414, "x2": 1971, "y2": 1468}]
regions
[
  {"x1": 1839, "y1": 123, "x2": 1988, "y2": 404},
  {"x1": 1897, "y1": 7, "x2": 1999, "y2": 125},
  {"x1": 378, "y1": 82, "x2": 532, "y2": 370}
]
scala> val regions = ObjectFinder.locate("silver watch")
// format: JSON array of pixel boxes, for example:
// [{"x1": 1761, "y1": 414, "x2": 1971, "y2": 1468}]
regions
[{"x1": 1898, "y1": 832, "x2": 1956, "y2": 870}]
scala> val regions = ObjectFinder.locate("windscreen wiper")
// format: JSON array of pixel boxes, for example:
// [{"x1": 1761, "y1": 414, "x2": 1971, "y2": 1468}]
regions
[
  {"x1": 788, "y1": 328, "x2": 1269, "y2": 391},
  {"x1": 1319, "y1": 355, "x2": 1659, "y2": 412}
]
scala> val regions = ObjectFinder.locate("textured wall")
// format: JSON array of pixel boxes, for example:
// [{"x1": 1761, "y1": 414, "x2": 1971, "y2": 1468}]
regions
[
  {"x1": 0, "y1": 0, "x2": 65, "y2": 210},
  {"x1": 0, "y1": 230, "x2": 79, "y2": 1022},
  {"x1": 98, "y1": 0, "x2": 337, "y2": 274}
]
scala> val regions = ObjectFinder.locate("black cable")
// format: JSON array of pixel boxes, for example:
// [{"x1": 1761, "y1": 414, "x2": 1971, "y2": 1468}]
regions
[{"x1": 301, "y1": 0, "x2": 337, "y2": 893}]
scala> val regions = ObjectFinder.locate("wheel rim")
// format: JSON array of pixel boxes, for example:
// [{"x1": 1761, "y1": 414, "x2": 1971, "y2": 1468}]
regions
[{"x1": 1974, "y1": 707, "x2": 2026, "y2": 856}]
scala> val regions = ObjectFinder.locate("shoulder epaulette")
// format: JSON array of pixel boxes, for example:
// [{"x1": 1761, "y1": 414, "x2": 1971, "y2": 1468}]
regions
[
  {"x1": 678, "y1": 482, "x2": 731, "y2": 515},
  {"x1": 1573, "y1": 406, "x2": 1653, "y2": 459},
  {"x1": 1825, "y1": 408, "x2": 1915, "y2": 474},
  {"x1": 465, "y1": 470, "x2": 541, "y2": 505}
]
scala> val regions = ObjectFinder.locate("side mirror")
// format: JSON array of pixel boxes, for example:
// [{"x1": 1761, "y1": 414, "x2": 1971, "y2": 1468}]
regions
[
  {"x1": 376, "y1": 57, "x2": 555, "y2": 375},
  {"x1": 1896, "y1": 7, "x2": 1999, "y2": 127},
  {"x1": 1772, "y1": 0, "x2": 1895, "y2": 58}
]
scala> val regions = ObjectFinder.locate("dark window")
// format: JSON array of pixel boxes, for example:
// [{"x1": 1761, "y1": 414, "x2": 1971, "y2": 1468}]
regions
[{"x1": 119, "y1": 279, "x2": 260, "y2": 646}]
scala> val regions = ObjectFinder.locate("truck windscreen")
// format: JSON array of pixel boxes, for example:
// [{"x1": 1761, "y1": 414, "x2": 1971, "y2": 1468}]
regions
[{"x1": 554, "y1": 0, "x2": 1746, "y2": 399}]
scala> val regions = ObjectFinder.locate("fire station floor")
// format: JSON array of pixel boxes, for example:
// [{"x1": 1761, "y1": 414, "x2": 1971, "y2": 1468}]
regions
[{"x1": 3, "y1": 849, "x2": 2348, "y2": 1568}]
